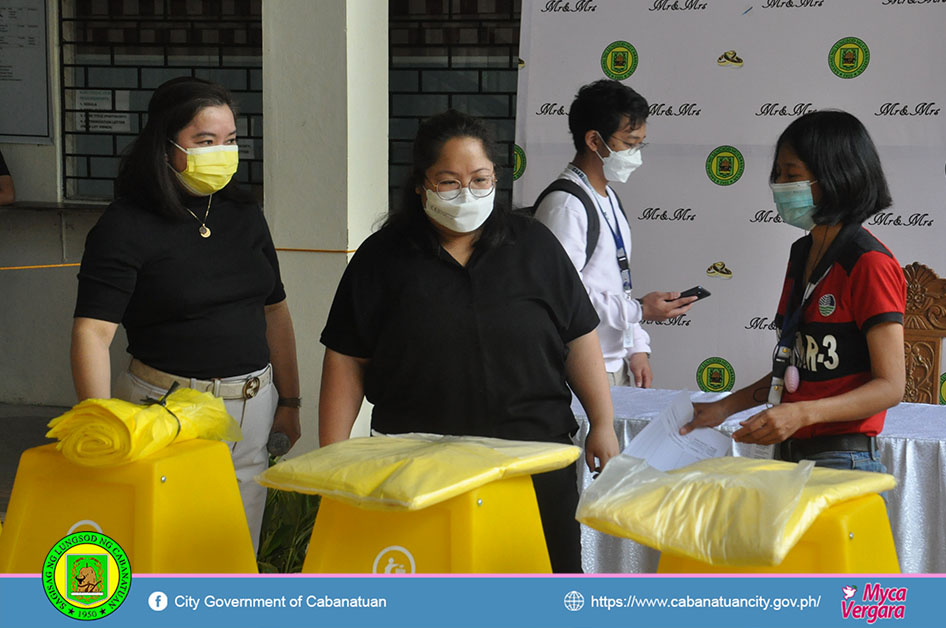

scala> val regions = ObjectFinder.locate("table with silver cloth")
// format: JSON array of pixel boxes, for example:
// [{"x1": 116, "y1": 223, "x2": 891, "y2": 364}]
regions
[{"x1": 572, "y1": 388, "x2": 946, "y2": 574}]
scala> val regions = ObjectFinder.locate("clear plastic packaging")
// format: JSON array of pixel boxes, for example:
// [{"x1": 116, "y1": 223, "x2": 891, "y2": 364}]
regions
[{"x1": 577, "y1": 454, "x2": 895, "y2": 566}]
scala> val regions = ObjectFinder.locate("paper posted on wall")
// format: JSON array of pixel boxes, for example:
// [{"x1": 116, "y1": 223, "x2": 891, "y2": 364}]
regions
[{"x1": 622, "y1": 391, "x2": 732, "y2": 471}]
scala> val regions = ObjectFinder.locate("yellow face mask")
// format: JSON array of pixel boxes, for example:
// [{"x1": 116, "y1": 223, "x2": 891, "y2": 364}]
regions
[{"x1": 169, "y1": 140, "x2": 239, "y2": 196}]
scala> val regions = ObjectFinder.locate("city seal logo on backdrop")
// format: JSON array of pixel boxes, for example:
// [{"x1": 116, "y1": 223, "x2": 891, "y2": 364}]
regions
[
  {"x1": 696, "y1": 357, "x2": 735, "y2": 393},
  {"x1": 829, "y1": 37, "x2": 870, "y2": 79},
  {"x1": 601, "y1": 41, "x2": 638, "y2": 80},
  {"x1": 706, "y1": 146, "x2": 745, "y2": 186},
  {"x1": 43, "y1": 530, "x2": 131, "y2": 620},
  {"x1": 513, "y1": 144, "x2": 527, "y2": 180}
]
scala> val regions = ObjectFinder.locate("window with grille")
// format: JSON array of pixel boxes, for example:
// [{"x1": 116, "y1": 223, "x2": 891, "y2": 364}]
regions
[
  {"x1": 60, "y1": 0, "x2": 263, "y2": 201},
  {"x1": 389, "y1": 0, "x2": 521, "y2": 211}
]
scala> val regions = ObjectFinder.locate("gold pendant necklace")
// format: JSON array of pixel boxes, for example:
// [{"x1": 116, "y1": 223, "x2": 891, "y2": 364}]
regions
[{"x1": 185, "y1": 194, "x2": 213, "y2": 238}]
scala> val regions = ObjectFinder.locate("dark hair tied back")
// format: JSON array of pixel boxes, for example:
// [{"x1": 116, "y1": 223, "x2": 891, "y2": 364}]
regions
[
  {"x1": 116, "y1": 77, "x2": 240, "y2": 219},
  {"x1": 386, "y1": 109, "x2": 510, "y2": 248}
]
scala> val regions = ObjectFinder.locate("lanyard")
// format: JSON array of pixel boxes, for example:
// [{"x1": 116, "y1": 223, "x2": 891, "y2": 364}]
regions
[
  {"x1": 777, "y1": 272, "x2": 828, "y2": 352},
  {"x1": 566, "y1": 164, "x2": 632, "y2": 294},
  {"x1": 777, "y1": 223, "x2": 859, "y2": 351},
  {"x1": 767, "y1": 223, "x2": 859, "y2": 405}
]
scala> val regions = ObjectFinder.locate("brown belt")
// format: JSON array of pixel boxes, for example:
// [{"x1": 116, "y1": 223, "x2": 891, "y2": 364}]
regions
[{"x1": 129, "y1": 359, "x2": 271, "y2": 400}]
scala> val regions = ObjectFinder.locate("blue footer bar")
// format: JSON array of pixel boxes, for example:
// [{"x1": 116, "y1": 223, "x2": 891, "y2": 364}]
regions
[{"x1": 1, "y1": 573, "x2": 940, "y2": 628}]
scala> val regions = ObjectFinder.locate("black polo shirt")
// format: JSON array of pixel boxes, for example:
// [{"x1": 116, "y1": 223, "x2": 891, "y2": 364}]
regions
[
  {"x1": 75, "y1": 195, "x2": 286, "y2": 378},
  {"x1": 0, "y1": 149, "x2": 9, "y2": 176},
  {"x1": 321, "y1": 212, "x2": 599, "y2": 441}
]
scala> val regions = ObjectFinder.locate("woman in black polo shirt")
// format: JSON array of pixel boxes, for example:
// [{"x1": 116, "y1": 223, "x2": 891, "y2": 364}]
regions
[
  {"x1": 71, "y1": 77, "x2": 301, "y2": 551},
  {"x1": 319, "y1": 110, "x2": 619, "y2": 573}
]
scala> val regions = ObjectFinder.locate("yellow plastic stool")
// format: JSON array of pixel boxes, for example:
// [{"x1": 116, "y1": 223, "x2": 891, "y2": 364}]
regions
[
  {"x1": 658, "y1": 493, "x2": 899, "y2": 573},
  {"x1": 0, "y1": 440, "x2": 257, "y2": 573},
  {"x1": 302, "y1": 474, "x2": 551, "y2": 573}
]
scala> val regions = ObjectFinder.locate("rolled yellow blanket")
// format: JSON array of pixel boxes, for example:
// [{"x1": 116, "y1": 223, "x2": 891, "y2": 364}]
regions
[{"x1": 46, "y1": 387, "x2": 242, "y2": 467}]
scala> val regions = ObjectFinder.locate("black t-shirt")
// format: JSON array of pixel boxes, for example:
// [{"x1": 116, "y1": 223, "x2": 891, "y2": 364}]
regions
[
  {"x1": 75, "y1": 195, "x2": 286, "y2": 378},
  {"x1": 320, "y1": 212, "x2": 599, "y2": 441},
  {"x1": 0, "y1": 149, "x2": 9, "y2": 176}
]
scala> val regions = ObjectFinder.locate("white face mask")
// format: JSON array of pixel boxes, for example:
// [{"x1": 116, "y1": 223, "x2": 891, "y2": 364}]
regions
[
  {"x1": 595, "y1": 132, "x2": 643, "y2": 183},
  {"x1": 423, "y1": 187, "x2": 495, "y2": 233}
]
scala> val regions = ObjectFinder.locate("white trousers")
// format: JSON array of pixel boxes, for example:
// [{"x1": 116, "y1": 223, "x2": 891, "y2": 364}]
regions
[
  {"x1": 114, "y1": 363, "x2": 276, "y2": 554},
  {"x1": 607, "y1": 363, "x2": 632, "y2": 387}
]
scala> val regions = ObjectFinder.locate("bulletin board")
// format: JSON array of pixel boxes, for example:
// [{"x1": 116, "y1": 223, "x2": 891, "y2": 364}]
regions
[{"x1": 0, "y1": 0, "x2": 51, "y2": 143}]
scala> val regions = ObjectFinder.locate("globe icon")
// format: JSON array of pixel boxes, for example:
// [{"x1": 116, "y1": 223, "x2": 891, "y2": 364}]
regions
[{"x1": 563, "y1": 590, "x2": 584, "y2": 612}]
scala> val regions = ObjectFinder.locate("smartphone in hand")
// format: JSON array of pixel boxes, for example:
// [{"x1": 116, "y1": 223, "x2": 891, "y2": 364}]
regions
[{"x1": 677, "y1": 285, "x2": 711, "y2": 301}]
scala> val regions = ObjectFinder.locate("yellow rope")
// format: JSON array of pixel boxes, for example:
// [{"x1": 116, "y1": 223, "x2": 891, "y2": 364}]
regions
[
  {"x1": 0, "y1": 262, "x2": 81, "y2": 271},
  {"x1": 275, "y1": 247, "x2": 356, "y2": 254}
]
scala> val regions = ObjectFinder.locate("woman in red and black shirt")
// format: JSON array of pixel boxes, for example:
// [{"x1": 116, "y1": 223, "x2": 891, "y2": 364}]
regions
[{"x1": 681, "y1": 111, "x2": 905, "y2": 473}]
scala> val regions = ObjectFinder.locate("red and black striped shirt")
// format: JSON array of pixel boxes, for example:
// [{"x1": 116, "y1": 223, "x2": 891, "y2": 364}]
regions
[{"x1": 774, "y1": 225, "x2": 905, "y2": 439}]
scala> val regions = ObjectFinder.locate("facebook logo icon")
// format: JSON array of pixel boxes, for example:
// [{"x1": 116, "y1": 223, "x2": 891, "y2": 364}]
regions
[{"x1": 148, "y1": 591, "x2": 168, "y2": 611}]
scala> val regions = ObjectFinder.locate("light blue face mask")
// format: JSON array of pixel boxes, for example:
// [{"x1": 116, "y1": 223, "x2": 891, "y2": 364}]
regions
[{"x1": 770, "y1": 180, "x2": 818, "y2": 230}]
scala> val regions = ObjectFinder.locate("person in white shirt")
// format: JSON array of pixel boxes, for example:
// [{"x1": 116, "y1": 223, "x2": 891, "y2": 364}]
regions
[{"x1": 535, "y1": 80, "x2": 695, "y2": 387}]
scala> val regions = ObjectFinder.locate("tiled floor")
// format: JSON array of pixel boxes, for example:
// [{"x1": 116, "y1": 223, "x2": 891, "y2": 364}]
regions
[{"x1": 0, "y1": 404, "x2": 67, "y2": 521}]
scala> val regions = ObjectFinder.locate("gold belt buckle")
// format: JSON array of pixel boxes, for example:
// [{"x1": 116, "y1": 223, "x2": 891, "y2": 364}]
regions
[{"x1": 242, "y1": 377, "x2": 261, "y2": 399}]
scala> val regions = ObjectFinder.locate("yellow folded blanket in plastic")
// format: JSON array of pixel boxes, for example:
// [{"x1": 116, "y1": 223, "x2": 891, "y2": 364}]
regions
[
  {"x1": 46, "y1": 388, "x2": 242, "y2": 467},
  {"x1": 256, "y1": 433, "x2": 581, "y2": 511},
  {"x1": 576, "y1": 455, "x2": 896, "y2": 567}
]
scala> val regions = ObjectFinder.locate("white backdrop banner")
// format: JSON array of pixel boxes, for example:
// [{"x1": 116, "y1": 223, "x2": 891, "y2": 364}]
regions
[{"x1": 514, "y1": 0, "x2": 946, "y2": 398}]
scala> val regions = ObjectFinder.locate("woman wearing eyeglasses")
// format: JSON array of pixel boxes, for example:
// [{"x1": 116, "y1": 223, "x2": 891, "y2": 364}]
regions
[
  {"x1": 71, "y1": 77, "x2": 301, "y2": 551},
  {"x1": 319, "y1": 109, "x2": 619, "y2": 573}
]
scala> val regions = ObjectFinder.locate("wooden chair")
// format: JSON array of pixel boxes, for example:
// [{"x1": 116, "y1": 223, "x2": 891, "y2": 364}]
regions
[{"x1": 902, "y1": 262, "x2": 946, "y2": 404}]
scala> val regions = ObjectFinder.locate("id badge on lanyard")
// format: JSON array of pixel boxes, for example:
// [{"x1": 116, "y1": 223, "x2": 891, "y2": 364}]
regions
[
  {"x1": 616, "y1": 246, "x2": 636, "y2": 348},
  {"x1": 769, "y1": 224, "x2": 856, "y2": 404},
  {"x1": 616, "y1": 247, "x2": 632, "y2": 294},
  {"x1": 581, "y1": 174, "x2": 631, "y2": 294},
  {"x1": 567, "y1": 165, "x2": 636, "y2": 348},
  {"x1": 606, "y1": 209, "x2": 634, "y2": 348}
]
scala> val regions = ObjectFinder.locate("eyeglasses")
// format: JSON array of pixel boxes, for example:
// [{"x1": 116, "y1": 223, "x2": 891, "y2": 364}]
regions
[
  {"x1": 610, "y1": 136, "x2": 648, "y2": 152},
  {"x1": 427, "y1": 175, "x2": 496, "y2": 201}
]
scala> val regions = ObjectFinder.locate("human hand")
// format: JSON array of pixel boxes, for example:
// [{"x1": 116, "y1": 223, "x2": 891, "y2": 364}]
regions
[
  {"x1": 627, "y1": 352, "x2": 652, "y2": 388},
  {"x1": 639, "y1": 291, "x2": 697, "y2": 321},
  {"x1": 272, "y1": 405, "x2": 301, "y2": 447},
  {"x1": 731, "y1": 403, "x2": 809, "y2": 445},
  {"x1": 585, "y1": 423, "x2": 620, "y2": 473},
  {"x1": 679, "y1": 401, "x2": 730, "y2": 435}
]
